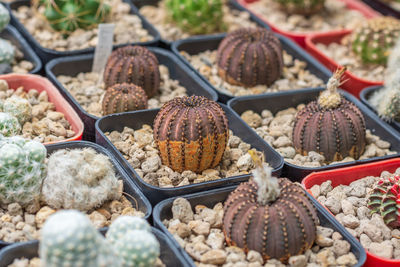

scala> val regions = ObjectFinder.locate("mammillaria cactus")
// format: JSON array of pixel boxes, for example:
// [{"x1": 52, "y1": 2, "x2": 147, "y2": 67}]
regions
[
  {"x1": 0, "y1": 4, "x2": 10, "y2": 32},
  {"x1": 102, "y1": 83, "x2": 148, "y2": 115},
  {"x1": 103, "y1": 46, "x2": 160, "y2": 98},
  {"x1": 153, "y1": 95, "x2": 229, "y2": 173},
  {"x1": 273, "y1": 0, "x2": 325, "y2": 15},
  {"x1": 37, "y1": 0, "x2": 111, "y2": 33},
  {"x1": 0, "y1": 38, "x2": 14, "y2": 64},
  {"x1": 351, "y1": 16, "x2": 400, "y2": 65},
  {"x1": 106, "y1": 216, "x2": 151, "y2": 245},
  {"x1": 41, "y1": 147, "x2": 120, "y2": 211},
  {"x1": 3, "y1": 96, "x2": 32, "y2": 124},
  {"x1": 0, "y1": 112, "x2": 21, "y2": 136},
  {"x1": 223, "y1": 151, "x2": 318, "y2": 263},
  {"x1": 368, "y1": 175, "x2": 400, "y2": 228},
  {"x1": 0, "y1": 136, "x2": 46, "y2": 206},
  {"x1": 217, "y1": 27, "x2": 283, "y2": 88},
  {"x1": 165, "y1": 0, "x2": 225, "y2": 35},
  {"x1": 292, "y1": 68, "x2": 366, "y2": 162}
]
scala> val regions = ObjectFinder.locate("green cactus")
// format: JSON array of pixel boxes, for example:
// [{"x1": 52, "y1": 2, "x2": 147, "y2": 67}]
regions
[
  {"x1": 0, "y1": 4, "x2": 10, "y2": 32},
  {"x1": 106, "y1": 216, "x2": 151, "y2": 245},
  {"x1": 0, "y1": 38, "x2": 14, "y2": 64},
  {"x1": 39, "y1": 0, "x2": 111, "y2": 34},
  {"x1": 0, "y1": 112, "x2": 21, "y2": 137},
  {"x1": 165, "y1": 0, "x2": 226, "y2": 35},
  {"x1": 274, "y1": 0, "x2": 325, "y2": 15},
  {"x1": 0, "y1": 135, "x2": 46, "y2": 206},
  {"x1": 351, "y1": 16, "x2": 400, "y2": 65},
  {"x1": 3, "y1": 96, "x2": 32, "y2": 125}
]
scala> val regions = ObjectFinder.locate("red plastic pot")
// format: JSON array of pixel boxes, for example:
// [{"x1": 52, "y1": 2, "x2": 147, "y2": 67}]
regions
[
  {"x1": 305, "y1": 31, "x2": 383, "y2": 98},
  {"x1": 235, "y1": 0, "x2": 379, "y2": 48},
  {"x1": 302, "y1": 158, "x2": 400, "y2": 267},
  {"x1": 0, "y1": 74, "x2": 84, "y2": 144}
]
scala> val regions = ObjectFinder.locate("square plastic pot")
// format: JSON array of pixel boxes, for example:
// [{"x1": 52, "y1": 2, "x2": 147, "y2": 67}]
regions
[
  {"x1": 8, "y1": 0, "x2": 160, "y2": 63},
  {"x1": 95, "y1": 104, "x2": 284, "y2": 205},
  {"x1": 234, "y1": 0, "x2": 379, "y2": 48},
  {"x1": 152, "y1": 185, "x2": 367, "y2": 267},
  {"x1": 0, "y1": 227, "x2": 190, "y2": 267},
  {"x1": 0, "y1": 140, "x2": 152, "y2": 249},
  {"x1": 302, "y1": 158, "x2": 400, "y2": 267},
  {"x1": 227, "y1": 87, "x2": 400, "y2": 181},
  {"x1": 171, "y1": 33, "x2": 332, "y2": 103},
  {"x1": 130, "y1": 0, "x2": 271, "y2": 48},
  {"x1": 2, "y1": 25, "x2": 41, "y2": 75},
  {"x1": 45, "y1": 46, "x2": 218, "y2": 142},
  {"x1": 0, "y1": 73, "x2": 84, "y2": 145},
  {"x1": 361, "y1": 0, "x2": 400, "y2": 18},
  {"x1": 305, "y1": 31, "x2": 383, "y2": 98}
]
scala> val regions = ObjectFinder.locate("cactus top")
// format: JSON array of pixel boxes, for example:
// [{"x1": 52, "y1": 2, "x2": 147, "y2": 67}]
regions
[{"x1": 317, "y1": 67, "x2": 346, "y2": 109}]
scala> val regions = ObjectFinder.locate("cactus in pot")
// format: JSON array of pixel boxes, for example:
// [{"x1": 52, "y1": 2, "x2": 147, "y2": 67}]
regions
[
  {"x1": 273, "y1": 0, "x2": 325, "y2": 15},
  {"x1": 2, "y1": 96, "x2": 32, "y2": 125},
  {"x1": 0, "y1": 4, "x2": 10, "y2": 32},
  {"x1": 102, "y1": 83, "x2": 148, "y2": 115},
  {"x1": 0, "y1": 112, "x2": 21, "y2": 137},
  {"x1": 0, "y1": 39, "x2": 14, "y2": 65}
]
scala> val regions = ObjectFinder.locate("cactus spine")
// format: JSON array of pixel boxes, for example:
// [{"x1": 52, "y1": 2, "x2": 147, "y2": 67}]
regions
[
  {"x1": 0, "y1": 112, "x2": 21, "y2": 137},
  {"x1": 102, "y1": 83, "x2": 148, "y2": 115}
]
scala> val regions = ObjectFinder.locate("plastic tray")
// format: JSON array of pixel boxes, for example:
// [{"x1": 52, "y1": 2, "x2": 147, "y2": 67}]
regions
[
  {"x1": 130, "y1": 0, "x2": 271, "y2": 48},
  {"x1": 361, "y1": 0, "x2": 400, "y2": 18},
  {"x1": 2, "y1": 25, "x2": 41, "y2": 75},
  {"x1": 305, "y1": 30, "x2": 383, "y2": 98},
  {"x1": 0, "y1": 227, "x2": 190, "y2": 267},
  {"x1": 0, "y1": 141, "x2": 152, "y2": 249},
  {"x1": 0, "y1": 73, "x2": 84, "y2": 145},
  {"x1": 152, "y1": 185, "x2": 367, "y2": 267},
  {"x1": 8, "y1": 0, "x2": 160, "y2": 63},
  {"x1": 302, "y1": 157, "x2": 400, "y2": 267},
  {"x1": 235, "y1": 0, "x2": 379, "y2": 48},
  {"x1": 227, "y1": 88, "x2": 400, "y2": 181},
  {"x1": 95, "y1": 104, "x2": 284, "y2": 205},
  {"x1": 45, "y1": 47, "x2": 218, "y2": 142},
  {"x1": 171, "y1": 33, "x2": 332, "y2": 103}
]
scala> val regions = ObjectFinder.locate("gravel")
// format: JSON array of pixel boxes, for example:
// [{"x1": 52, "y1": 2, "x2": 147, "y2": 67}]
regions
[
  {"x1": 9, "y1": 43, "x2": 34, "y2": 74},
  {"x1": 240, "y1": 104, "x2": 396, "y2": 167}
]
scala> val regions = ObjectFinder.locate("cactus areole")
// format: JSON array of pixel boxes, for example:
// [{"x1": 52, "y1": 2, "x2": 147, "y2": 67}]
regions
[
  {"x1": 153, "y1": 96, "x2": 229, "y2": 173},
  {"x1": 223, "y1": 151, "x2": 318, "y2": 263},
  {"x1": 292, "y1": 68, "x2": 367, "y2": 162}
]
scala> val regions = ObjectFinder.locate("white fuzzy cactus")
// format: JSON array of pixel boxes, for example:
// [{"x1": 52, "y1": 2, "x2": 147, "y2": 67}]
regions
[
  {"x1": 41, "y1": 148, "x2": 120, "y2": 212},
  {"x1": 0, "y1": 112, "x2": 20, "y2": 136},
  {"x1": 106, "y1": 216, "x2": 151, "y2": 245},
  {"x1": 3, "y1": 96, "x2": 32, "y2": 125}
]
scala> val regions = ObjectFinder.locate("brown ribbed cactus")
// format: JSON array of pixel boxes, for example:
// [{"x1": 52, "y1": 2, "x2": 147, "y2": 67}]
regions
[
  {"x1": 103, "y1": 45, "x2": 160, "y2": 98},
  {"x1": 102, "y1": 83, "x2": 148, "y2": 115},
  {"x1": 153, "y1": 96, "x2": 229, "y2": 173},
  {"x1": 292, "y1": 68, "x2": 366, "y2": 162},
  {"x1": 223, "y1": 151, "x2": 318, "y2": 263},
  {"x1": 216, "y1": 27, "x2": 283, "y2": 87}
]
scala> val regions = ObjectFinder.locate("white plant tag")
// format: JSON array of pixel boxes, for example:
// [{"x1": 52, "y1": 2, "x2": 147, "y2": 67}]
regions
[{"x1": 92, "y1": 23, "x2": 115, "y2": 76}]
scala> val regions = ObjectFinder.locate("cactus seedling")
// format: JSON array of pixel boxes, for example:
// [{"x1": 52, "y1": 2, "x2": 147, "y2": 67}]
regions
[
  {"x1": 0, "y1": 112, "x2": 21, "y2": 137},
  {"x1": 3, "y1": 96, "x2": 32, "y2": 125},
  {"x1": 0, "y1": 38, "x2": 14, "y2": 64},
  {"x1": 102, "y1": 83, "x2": 148, "y2": 115},
  {"x1": 106, "y1": 216, "x2": 151, "y2": 245},
  {"x1": 273, "y1": 0, "x2": 325, "y2": 16}
]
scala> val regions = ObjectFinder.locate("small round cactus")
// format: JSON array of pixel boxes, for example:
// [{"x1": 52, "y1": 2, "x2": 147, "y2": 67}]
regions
[
  {"x1": 41, "y1": 148, "x2": 120, "y2": 212},
  {"x1": 103, "y1": 46, "x2": 160, "y2": 98},
  {"x1": 351, "y1": 17, "x2": 400, "y2": 65},
  {"x1": 0, "y1": 112, "x2": 21, "y2": 137},
  {"x1": 3, "y1": 96, "x2": 32, "y2": 125},
  {"x1": 102, "y1": 83, "x2": 148, "y2": 115},
  {"x1": 273, "y1": 0, "x2": 325, "y2": 15},
  {"x1": 0, "y1": 38, "x2": 14, "y2": 64},
  {"x1": 106, "y1": 216, "x2": 151, "y2": 245},
  {"x1": 153, "y1": 96, "x2": 229, "y2": 173},
  {"x1": 0, "y1": 136, "x2": 46, "y2": 206},
  {"x1": 217, "y1": 27, "x2": 283, "y2": 87},
  {"x1": 165, "y1": 0, "x2": 225, "y2": 35},
  {"x1": 0, "y1": 4, "x2": 10, "y2": 32}
]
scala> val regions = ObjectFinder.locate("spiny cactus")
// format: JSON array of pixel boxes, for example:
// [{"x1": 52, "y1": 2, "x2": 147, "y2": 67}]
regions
[
  {"x1": 103, "y1": 46, "x2": 160, "y2": 98},
  {"x1": 368, "y1": 175, "x2": 400, "y2": 228},
  {"x1": 217, "y1": 27, "x2": 283, "y2": 87},
  {"x1": 102, "y1": 83, "x2": 148, "y2": 115},
  {"x1": 351, "y1": 16, "x2": 400, "y2": 65},
  {"x1": 153, "y1": 95, "x2": 229, "y2": 173},
  {"x1": 37, "y1": 0, "x2": 111, "y2": 33},
  {"x1": 106, "y1": 216, "x2": 151, "y2": 245},
  {"x1": 0, "y1": 112, "x2": 21, "y2": 137},
  {"x1": 165, "y1": 0, "x2": 225, "y2": 35},
  {"x1": 0, "y1": 136, "x2": 46, "y2": 206},
  {"x1": 3, "y1": 96, "x2": 32, "y2": 125},
  {"x1": 292, "y1": 68, "x2": 366, "y2": 162},
  {"x1": 273, "y1": 0, "x2": 325, "y2": 16},
  {"x1": 0, "y1": 38, "x2": 14, "y2": 64},
  {"x1": 41, "y1": 147, "x2": 120, "y2": 212},
  {"x1": 0, "y1": 4, "x2": 10, "y2": 32},
  {"x1": 223, "y1": 151, "x2": 318, "y2": 263}
]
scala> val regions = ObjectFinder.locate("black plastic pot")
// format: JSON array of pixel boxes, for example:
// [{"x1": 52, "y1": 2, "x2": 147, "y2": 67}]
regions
[
  {"x1": 1, "y1": 25, "x2": 41, "y2": 75},
  {"x1": 130, "y1": 0, "x2": 271, "y2": 49},
  {"x1": 45, "y1": 47, "x2": 218, "y2": 142},
  {"x1": 152, "y1": 186, "x2": 367, "y2": 267},
  {"x1": 228, "y1": 88, "x2": 400, "y2": 181},
  {"x1": 0, "y1": 227, "x2": 191, "y2": 267},
  {"x1": 171, "y1": 33, "x2": 332, "y2": 103},
  {"x1": 361, "y1": 0, "x2": 400, "y2": 18},
  {"x1": 95, "y1": 104, "x2": 284, "y2": 205},
  {"x1": 0, "y1": 140, "x2": 152, "y2": 249},
  {"x1": 8, "y1": 0, "x2": 160, "y2": 63}
]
